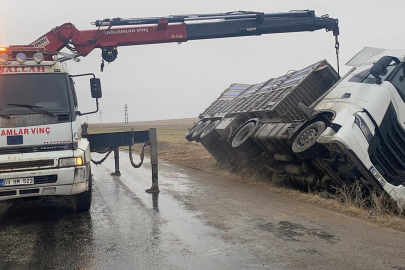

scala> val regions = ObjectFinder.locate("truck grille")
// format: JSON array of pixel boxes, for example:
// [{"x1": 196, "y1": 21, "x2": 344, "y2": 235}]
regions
[
  {"x1": 0, "y1": 160, "x2": 55, "y2": 172},
  {"x1": 34, "y1": 175, "x2": 58, "y2": 184},
  {"x1": 0, "y1": 190, "x2": 16, "y2": 197},
  {"x1": 368, "y1": 103, "x2": 405, "y2": 186},
  {"x1": 19, "y1": 189, "x2": 40, "y2": 195},
  {"x1": 0, "y1": 143, "x2": 77, "y2": 155}
]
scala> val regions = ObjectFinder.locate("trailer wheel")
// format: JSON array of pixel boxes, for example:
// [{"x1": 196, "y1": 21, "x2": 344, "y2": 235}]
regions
[
  {"x1": 185, "y1": 121, "x2": 203, "y2": 142},
  {"x1": 232, "y1": 122, "x2": 256, "y2": 149},
  {"x1": 192, "y1": 120, "x2": 212, "y2": 142},
  {"x1": 232, "y1": 120, "x2": 262, "y2": 159},
  {"x1": 292, "y1": 121, "x2": 326, "y2": 159},
  {"x1": 74, "y1": 169, "x2": 92, "y2": 213},
  {"x1": 200, "y1": 120, "x2": 221, "y2": 140}
]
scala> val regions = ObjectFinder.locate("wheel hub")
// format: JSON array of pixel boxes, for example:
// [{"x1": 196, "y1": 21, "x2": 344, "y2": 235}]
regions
[{"x1": 299, "y1": 128, "x2": 317, "y2": 146}]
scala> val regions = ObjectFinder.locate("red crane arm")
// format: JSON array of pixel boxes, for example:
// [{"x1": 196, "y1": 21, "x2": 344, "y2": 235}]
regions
[
  {"x1": 26, "y1": 11, "x2": 339, "y2": 62},
  {"x1": 29, "y1": 19, "x2": 188, "y2": 56}
]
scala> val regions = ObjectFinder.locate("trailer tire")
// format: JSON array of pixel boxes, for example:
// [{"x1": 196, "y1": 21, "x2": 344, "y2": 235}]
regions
[
  {"x1": 292, "y1": 121, "x2": 326, "y2": 159},
  {"x1": 232, "y1": 122, "x2": 256, "y2": 150},
  {"x1": 74, "y1": 169, "x2": 92, "y2": 213},
  {"x1": 200, "y1": 120, "x2": 221, "y2": 141},
  {"x1": 231, "y1": 120, "x2": 263, "y2": 160},
  {"x1": 192, "y1": 120, "x2": 212, "y2": 142},
  {"x1": 185, "y1": 121, "x2": 203, "y2": 142}
]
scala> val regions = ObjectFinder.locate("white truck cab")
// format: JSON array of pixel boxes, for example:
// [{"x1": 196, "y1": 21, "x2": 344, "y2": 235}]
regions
[
  {"x1": 0, "y1": 49, "x2": 98, "y2": 212},
  {"x1": 312, "y1": 47, "x2": 405, "y2": 207}
]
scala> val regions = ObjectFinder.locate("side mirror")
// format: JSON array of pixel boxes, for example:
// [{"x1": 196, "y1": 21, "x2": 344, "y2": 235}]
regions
[
  {"x1": 370, "y1": 56, "x2": 400, "y2": 84},
  {"x1": 90, "y1": 78, "x2": 102, "y2": 98}
]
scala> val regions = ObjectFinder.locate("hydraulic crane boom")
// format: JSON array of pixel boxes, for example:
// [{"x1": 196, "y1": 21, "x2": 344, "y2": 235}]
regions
[{"x1": 28, "y1": 10, "x2": 339, "y2": 63}]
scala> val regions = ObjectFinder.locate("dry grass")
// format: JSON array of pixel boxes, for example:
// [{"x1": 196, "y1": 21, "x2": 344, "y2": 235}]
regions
[
  {"x1": 156, "y1": 129, "x2": 405, "y2": 231},
  {"x1": 89, "y1": 124, "x2": 405, "y2": 231}
]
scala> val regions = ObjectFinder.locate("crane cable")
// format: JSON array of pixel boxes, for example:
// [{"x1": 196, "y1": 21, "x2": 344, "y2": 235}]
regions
[{"x1": 335, "y1": 35, "x2": 340, "y2": 76}]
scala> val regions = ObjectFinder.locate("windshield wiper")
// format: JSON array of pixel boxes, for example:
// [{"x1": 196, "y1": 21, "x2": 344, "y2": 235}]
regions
[{"x1": 8, "y1": 104, "x2": 57, "y2": 118}]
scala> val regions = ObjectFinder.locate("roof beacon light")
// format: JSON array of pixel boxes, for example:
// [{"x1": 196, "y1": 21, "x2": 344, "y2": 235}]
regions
[
  {"x1": 33, "y1": 52, "x2": 44, "y2": 64},
  {"x1": 16, "y1": 53, "x2": 27, "y2": 64},
  {"x1": 0, "y1": 53, "x2": 8, "y2": 64}
]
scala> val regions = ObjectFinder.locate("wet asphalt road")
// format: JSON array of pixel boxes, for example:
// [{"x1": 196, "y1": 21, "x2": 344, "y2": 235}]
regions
[{"x1": 0, "y1": 151, "x2": 405, "y2": 270}]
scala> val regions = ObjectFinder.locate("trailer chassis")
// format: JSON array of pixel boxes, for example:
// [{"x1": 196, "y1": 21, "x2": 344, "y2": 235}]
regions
[{"x1": 83, "y1": 128, "x2": 159, "y2": 193}]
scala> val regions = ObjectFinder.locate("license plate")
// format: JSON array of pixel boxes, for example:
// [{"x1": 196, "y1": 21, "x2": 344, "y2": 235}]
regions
[
  {"x1": 369, "y1": 166, "x2": 386, "y2": 187},
  {"x1": 0, "y1": 178, "x2": 34, "y2": 187}
]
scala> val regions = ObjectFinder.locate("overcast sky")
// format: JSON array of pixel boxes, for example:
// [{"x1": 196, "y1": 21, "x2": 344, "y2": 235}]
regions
[{"x1": 1, "y1": 0, "x2": 405, "y2": 123}]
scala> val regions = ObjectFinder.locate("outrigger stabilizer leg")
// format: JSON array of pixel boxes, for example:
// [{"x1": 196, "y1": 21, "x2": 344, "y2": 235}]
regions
[
  {"x1": 111, "y1": 147, "x2": 121, "y2": 176},
  {"x1": 84, "y1": 128, "x2": 159, "y2": 192},
  {"x1": 146, "y1": 128, "x2": 160, "y2": 193}
]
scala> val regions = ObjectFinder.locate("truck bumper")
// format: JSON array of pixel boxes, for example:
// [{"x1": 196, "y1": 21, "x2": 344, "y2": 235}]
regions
[
  {"x1": 339, "y1": 143, "x2": 405, "y2": 209},
  {"x1": 0, "y1": 165, "x2": 89, "y2": 202},
  {"x1": 319, "y1": 120, "x2": 405, "y2": 208}
]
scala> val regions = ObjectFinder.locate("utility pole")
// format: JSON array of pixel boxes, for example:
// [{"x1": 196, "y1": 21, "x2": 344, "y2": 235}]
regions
[
  {"x1": 86, "y1": 116, "x2": 89, "y2": 124},
  {"x1": 99, "y1": 110, "x2": 103, "y2": 131},
  {"x1": 124, "y1": 104, "x2": 128, "y2": 124}
]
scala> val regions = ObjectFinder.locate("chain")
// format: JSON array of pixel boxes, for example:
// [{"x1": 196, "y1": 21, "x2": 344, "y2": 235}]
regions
[
  {"x1": 335, "y1": 35, "x2": 340, "y2": 76},
  {"x1": 129, "y1": 143, "x2": 150, "y2": 168},
  {"x1": 100, "y1": 59, "x2": 105, "y2": 72},
  {"x1": 91, "y1": 149, "x2": 113, "y2": 165}
]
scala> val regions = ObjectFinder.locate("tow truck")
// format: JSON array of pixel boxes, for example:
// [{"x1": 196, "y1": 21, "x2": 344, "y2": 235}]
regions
[{"x1": 0, "y1": 10, "x2": 339, "y2": 212}]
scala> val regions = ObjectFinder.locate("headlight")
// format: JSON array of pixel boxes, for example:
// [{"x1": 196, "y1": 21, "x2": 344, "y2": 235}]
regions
[
  {"x1": 0, "y1": 53, "x2": 9, "y2": 64},
  {"x1": 16, "y1": 53, "x2": 27, "y2": 64},
  {"x1": 33, "y1": 53, "x2": 44, "y2": 64},
  {"x1": 354, "y1": 113, "x2": 373, "y2": 143},
  {"x1": 59, "y1": 157, "x2": 84, "y2": 167}
]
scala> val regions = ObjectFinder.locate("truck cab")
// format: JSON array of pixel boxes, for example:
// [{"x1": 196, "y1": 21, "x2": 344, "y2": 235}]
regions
[
  {"x1": 0, "y1": 48, "x2": 97, "y2": 212},
  {"x1": 309, "y1": 47, "x2": 405, "y2": 207}
]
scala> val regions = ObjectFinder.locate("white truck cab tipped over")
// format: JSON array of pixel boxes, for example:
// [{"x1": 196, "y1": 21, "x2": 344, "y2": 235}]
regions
[{"x1": 315, "y1": 47, "x2": 405, "y2": 207}]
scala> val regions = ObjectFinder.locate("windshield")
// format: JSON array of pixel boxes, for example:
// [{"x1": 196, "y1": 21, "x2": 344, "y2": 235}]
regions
[
  {"x1": 0, "y1": 74, "x2": 70, "y2": 115},
  {"x1": 348, "y1": 63, "x2": 398, "y2": 84},
  {"x1": 389, "y1": 64, "x2": 405, "y2": 102},
  {"x1": 362, "y1": 64, "x2": 397, "y2": 84}
]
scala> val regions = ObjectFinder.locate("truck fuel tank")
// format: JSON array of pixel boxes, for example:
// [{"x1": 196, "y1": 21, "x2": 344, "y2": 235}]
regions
[{"x1": 215, "y1": 115, "x2": 248, "y2": 139}]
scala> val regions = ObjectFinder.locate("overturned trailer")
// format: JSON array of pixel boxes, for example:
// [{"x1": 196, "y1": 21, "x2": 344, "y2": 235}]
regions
[
  {"x1": 188, "y1": 49, "x2": 405, "y2": 208},
  {"x1": 187, "y1": 60, "x2": 340, "y2": 188}
]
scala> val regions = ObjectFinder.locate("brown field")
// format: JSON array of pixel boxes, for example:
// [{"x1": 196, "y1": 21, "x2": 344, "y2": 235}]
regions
[
  {"x1": 89, "y1": 119, "x2": 405, "y2": 231},
  {"x1": 88, "y1": 118, "x2": 199, "y2": 133}
]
